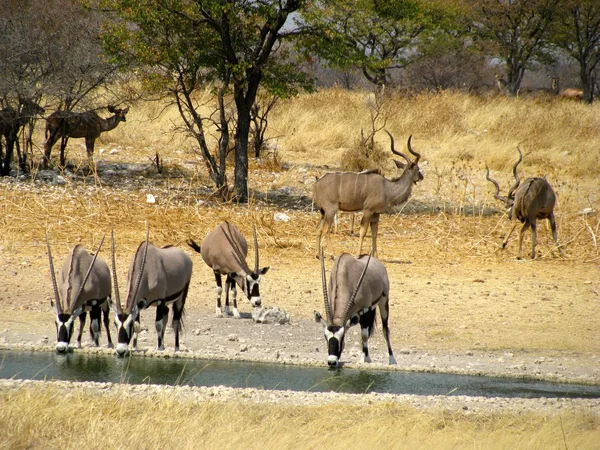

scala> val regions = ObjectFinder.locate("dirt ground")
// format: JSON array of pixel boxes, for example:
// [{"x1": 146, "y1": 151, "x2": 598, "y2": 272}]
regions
[{"x1": 0, "y1": 159, "x2": 599, "y2": 385}]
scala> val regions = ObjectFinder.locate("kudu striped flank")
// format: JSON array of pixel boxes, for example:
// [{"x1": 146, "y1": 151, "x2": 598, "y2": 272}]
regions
[
  {"x1": 314, "y1": 250, "x2": 396, "y2": 367},
  {"x1": 313, "y1": 131, "x2": 423, "y2": 258},
  {"x1": 109, "y1": 228, "x2": 193, "y2": 356},
  {"x1": 486, "y1": 148, "x2": 561, "y2": 259},
  {"x1": 46, "y1": 233, "x2": 113, "y2": 353},
  {"x1": 188, "y1": 222, "x2": 269, "y2": 318}
]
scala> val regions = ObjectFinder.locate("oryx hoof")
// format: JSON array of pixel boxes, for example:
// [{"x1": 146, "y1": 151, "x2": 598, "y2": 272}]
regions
[
  {"x1": 233, "y1": 308, "x2": 241, "y2": 319},
  {"x1": 107, "y1": 342, "x2": 114, "y2": 349},
  {"x1": 216, "y1": 306, "x2": 223, "y2": 318},
  {"x1": 157, "y1": 345, "x2": 165, "y2": 351},
  {"x1": 389, "y1": 355, "x2": 397, "y2": 365},
  {"x1": 224, "y1": 306, "x2": 232, "y2": 316},
  {"x1": 76, "y1": 342, "x2": 82, "y2": 349}
]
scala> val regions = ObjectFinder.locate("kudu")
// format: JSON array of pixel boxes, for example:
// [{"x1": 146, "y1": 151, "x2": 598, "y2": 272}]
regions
[
  {"x1": 43, "y1": 105, "x2": 129, "y2": 168},
  {"x1": 110, "y1": 229, "x2": 193, "y2": 356},
  {"x1": 187, "y1": 222, "x2": 269, "y2": 318},
  {"x1": 46, "y1": 234, "x2": 113, "y2": 353},
  {"x1": 314, "y1": 251, "x2": 396, "y2": 367},
  {"x1": 485, "y1": 148, "x2": 561, "y2": 259},
  {"x1": 0, "y1": 99, "x2": 45, "y2": 175},
  {"x1": 314, "y1": 131, "x2": 423, "y2": 258}
]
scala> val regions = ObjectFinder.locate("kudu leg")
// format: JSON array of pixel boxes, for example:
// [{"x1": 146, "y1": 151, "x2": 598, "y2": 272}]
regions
[
  {"x1": 357, "y1": 212, "x2": 373, "y2": 256},
  {"x1": 316, "y1": 211, "x2": 335, "y2": 259},
  {"x1": 214, "y1": 271, "x2": 223, "y2": 317},
  {"x1": 369, "y1": 213, "x2": 380, "y2": 257},
  {"x1": 172, "y1": 283, "x2": 189, "y2": 352},
  {"x1": 76, "y1": 312, "x2": 87, "y2": 348},
  {"x1": 549, "y1": 213, "x2": 563, "y2": 256},
  {"x1": 517, "y1": 221, "x2": 531, "y2": 260},
  {"x1": 501, "y1": 220, "x2": 519, "y2": 249},
  {"x1": 89, "y1": 305, "x2": 102, "y2": 347},
  {"x1": 102, "y1": 303, "x2": 114, "y2": 348},
  {"x1": 85, "y1": 137, "x2": 95, "y2": 167},
  {"x1": 378, "y1": 298, "x2": 396, "y2": 365}
]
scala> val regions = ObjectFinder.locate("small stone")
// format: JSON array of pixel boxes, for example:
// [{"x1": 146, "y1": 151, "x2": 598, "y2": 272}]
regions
[{"x1": 227, "y1": 334, "x2": 238, "y2": 342}]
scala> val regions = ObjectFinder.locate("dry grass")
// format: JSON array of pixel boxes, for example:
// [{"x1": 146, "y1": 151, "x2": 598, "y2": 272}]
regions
[{"x1": 1, "y1": 386, "x2": 599, "y2": 450}]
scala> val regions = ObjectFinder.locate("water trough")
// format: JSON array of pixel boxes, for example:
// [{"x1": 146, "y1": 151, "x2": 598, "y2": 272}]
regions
[{"x1": 1, "y1": 349, "x2": 599, "y2": 399}]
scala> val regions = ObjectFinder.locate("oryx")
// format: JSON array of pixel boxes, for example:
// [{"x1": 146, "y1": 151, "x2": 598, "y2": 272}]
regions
[
  {"x1": 314, "y1": 251, "x2": 396, "y2": 367},
  {"x1": 46, "y1": 233, "x2": 113, "y2": 353},
  {"x1": 187, "y1": 221, "x2": 269, "y2": 318},
  {"x1": 109, "y1": 228, "x2": 193, "y2": 356}
]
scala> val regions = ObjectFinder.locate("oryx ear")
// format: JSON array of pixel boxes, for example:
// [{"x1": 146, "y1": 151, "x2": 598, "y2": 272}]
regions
[
  {"x1": 51, "y1": 299, "x2": 59, "y2": 315},
  {"x1": 314, "y1": 311, "x2": 323, "y2": 323},
  {"x1": 108, "y1": 297, "x2": 118, "y2": 315},
  {"x1": 348, "y1": 314, "x2": 360, "y2": 327},
  {"x1": 393, "y1": 159, "x2": 406, "y2": 169},
  {"x1": 259, "y1": 266, "x2": 270, "y2": 275},
  {"x1": 229, "y1": 271, "x2": 238, "y2": 279},
  {"x1": 137, "y1": 299, "x2": 147, "y2": 309}
]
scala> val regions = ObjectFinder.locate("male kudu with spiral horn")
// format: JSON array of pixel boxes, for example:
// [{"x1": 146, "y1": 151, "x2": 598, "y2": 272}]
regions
[
  {"x1": 46, "y1": 233, "x2": 113, "y2": 353},
  {"x1": 485, "y1": 148, "x2": 561, "y2": 259},
  {"x1": 313, "y1": 131, "x2": 423, "y2": 258},
  {"x1": 188, "y1": 222, "x2": 269, "y2": 318},
  {"x1": 110, "y1": 228, "x2": 193, "y2": 356},
  {"x1": 314, "y1": 251, "x2": 396, "y2": 367}
]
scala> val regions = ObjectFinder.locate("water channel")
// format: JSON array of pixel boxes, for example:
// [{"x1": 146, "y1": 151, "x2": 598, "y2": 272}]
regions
[{"x1": 1, "y1": 349, "x2": 599, "y2": 399}]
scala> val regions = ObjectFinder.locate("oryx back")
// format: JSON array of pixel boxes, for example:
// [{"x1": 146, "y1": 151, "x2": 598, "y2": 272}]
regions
[
  {"x1": 60, "y1": 245, "x2": 111, "y2": 313},
  {"x1": 200, "y1": 222, "x2": 248, "y2": 274}
]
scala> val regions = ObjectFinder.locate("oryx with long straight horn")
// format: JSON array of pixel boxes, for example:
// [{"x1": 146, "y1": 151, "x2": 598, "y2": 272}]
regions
[
  {"x1": 314, "y1": 131, "x2": 423, "y2": 258},
  {"x1": 314, "y1": 250, "x2": 396, "y2": 367},
  {"x1": 46, "y1": 232, "x2": 113, "y2": 353},
  {"x1": 110, "y1": 226, "x2": 193, "y2": 356},
  {"x1": 187, "y1": 221, "x2": 269, "y2": 318},
  {"x1": 485, "y1": 147, "x2": 561, "y2": 259}
]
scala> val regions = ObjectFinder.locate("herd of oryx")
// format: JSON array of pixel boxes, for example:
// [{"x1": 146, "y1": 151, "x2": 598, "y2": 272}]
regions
[{"x1": 45, "y1": 131, "x2": 561, "y2": 367}]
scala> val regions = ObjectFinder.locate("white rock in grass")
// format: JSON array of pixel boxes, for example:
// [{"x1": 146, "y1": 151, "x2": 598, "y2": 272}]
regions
[
  {"x1": 146, "y1": 194, "x2": 156, "y2": 204},
  {"x1": 274, "y1": 212, "x2": 290, "y2": 223}
]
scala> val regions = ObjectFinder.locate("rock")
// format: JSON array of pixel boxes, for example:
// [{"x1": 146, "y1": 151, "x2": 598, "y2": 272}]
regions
[
  {"x1": 252, "y1": 307, "x2": 291, "y2": 324},
  {"x1": 273, "y1": 212, "x2": 290, "y2": 223},
  {"x1": 146, "y1": 194, "x2": 156, "y2": 204},
  {"x1": 227, "y1": 334, "x2": 239, "y2": 342}
]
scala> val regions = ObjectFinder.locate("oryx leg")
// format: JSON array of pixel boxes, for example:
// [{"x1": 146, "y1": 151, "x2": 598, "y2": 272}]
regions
[
  {"x1": 501, "y1": 220, "x2": 519, "y2": 250},
  {"x1": 89, "y1": 305, "x2": 102, "y2": 347},
  {"x1": 359, "y1": 309, "x2": 376, "y2": 363},
  {"x1": 517, "y1": 221, "x2": 531, "y2": 260},
  {"x1": 172, "y1": 283, "x2": 189, "y2": 352},
  {"x1": 369, "y1": 213, "x2": 380, "y2": 257},
  {"x1": 357, "y1": 211, "x2": 373, "y2": 256},
  {"x1": 225, "y1": 274, "x2": 238, "y2": 318},
  {"x1": 214, "y1": 270, "x2": 223, "y2": 317},
  {"x1": 102, "y1": 302, "x2": 114, "y2": 348},
  {"x1": 132, "y1": 317, "x2": 141, "y2": 350},
  {"x1": 155, "y1": 303, "x2": 169, "y2": 351},
  {"x1": 76, "y1": 311, "x2": 87, "y2": 348},
  {"x1": 378, "y1": 297, "x2": 396, "y2": 365}
]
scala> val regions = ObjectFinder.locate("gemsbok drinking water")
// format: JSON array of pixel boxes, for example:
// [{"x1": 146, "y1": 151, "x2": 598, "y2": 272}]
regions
[
  {"x1": 485, "y1": 148, "x2": 561, "y2": 259},
  {"x1": 314, "y1": 250, "x2": 396, "y2": 367},
  {"x1": 188, "y1": 222, "x2": 269, "y2": 318},
  {"x1": 109, "y1": 228, "x2": 193, "y2": 356},
  {"x1": 313, "y1": 131, "x2": 423, "y2": 258},
  {"x1": 46, "y1": 233, "x2": 113, "y2": 353}
]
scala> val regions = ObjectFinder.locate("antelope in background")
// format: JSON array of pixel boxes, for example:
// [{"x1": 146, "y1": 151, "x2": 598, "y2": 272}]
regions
[
  {"x1": 110, "y1": 228, "x2": 193, "y2": 356},
  {"x1": 485, "y1": 148, "x2": 561, "y2": 259},
  {"x1": 46, "y1": 233, "x2": 113, "y2": 353},
  {"x1": 43, "y1": 105, "x2": 129, "y2": 168},
  {"x1": 188, "y1": 222, "x2": 269, "y2": 318},
  {"x1": 0, "y1": 99, "x2": 45, "y2": 176},
  {"x1": 314, "y1": 251, "x2": 396, "y2": 367},
  {"x1": 313, "y1": 131, "x2": 423, "y2": 258}
]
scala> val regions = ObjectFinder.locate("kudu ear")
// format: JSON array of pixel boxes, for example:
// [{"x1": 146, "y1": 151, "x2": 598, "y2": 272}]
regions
[
  {"x1": 259, "y1": 266, "x2": 270, "y2": 275},
  {"x1": 393, "y1": 159, "x2": 406, "y2": 169}
]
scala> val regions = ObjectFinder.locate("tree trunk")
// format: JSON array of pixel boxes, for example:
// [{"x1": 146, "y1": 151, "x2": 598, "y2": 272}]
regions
[{"x1": 580, "y1": 64, "x2": 594, "y2": 104}]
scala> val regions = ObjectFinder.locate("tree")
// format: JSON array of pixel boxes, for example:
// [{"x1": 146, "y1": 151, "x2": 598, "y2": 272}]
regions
[
  {"x1": 300, "y1": 0, "x2": 457, "y2": 88},
  {"x1": 472, "y1": 0, "x2": 562, "y2": 96},
  {"x1": 100, "y1": 0, "x2": 311, "y2": 202},
  {"x1": 552, "y1": 0, "x2": 600, "y2": 103}
]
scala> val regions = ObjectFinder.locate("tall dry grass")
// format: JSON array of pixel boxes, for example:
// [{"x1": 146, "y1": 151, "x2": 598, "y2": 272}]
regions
[{"x1": 1, "y1": 385, "x2": 599, "y2": 450}]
